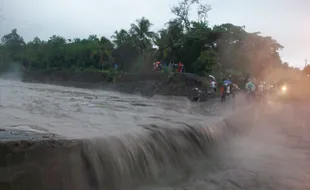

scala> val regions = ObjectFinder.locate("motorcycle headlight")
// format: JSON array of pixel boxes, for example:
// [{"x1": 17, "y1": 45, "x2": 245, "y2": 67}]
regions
[{"x1": 281, "y1": 86, "x2": 287, "y2": 92}]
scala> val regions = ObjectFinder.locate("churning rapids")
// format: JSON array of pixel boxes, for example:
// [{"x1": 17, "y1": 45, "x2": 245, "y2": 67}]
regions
[
  {"x1": 0, "y1": 78, "x2": 310, "y2": 190},
  {"x1": 0, "y1": 79, "x2": 228, "y2": 138}
]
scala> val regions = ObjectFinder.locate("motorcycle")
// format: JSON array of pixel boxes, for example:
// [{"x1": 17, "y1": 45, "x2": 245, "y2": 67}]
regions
[
  {"x1": 275, "y1": 84, "x2": 290, "y2": 102},
  {"x1": 279, "y1": 85, "x2": 287, "y2": 96},
  {"x1": 191, "y1": 87, "x2": 205, "y2": 102}
]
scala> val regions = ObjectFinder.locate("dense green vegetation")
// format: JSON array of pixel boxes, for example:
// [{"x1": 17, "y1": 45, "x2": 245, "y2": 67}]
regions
[{"x1": 0, "y1": 0, "x2": 292, "y2": 78}]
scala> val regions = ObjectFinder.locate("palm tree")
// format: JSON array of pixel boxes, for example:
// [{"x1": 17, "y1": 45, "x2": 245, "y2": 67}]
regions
[
  {"x1": 90, "y1": 36, "x2": 114, "y2": 70},
  {"x1": 153, "y1": 19, "x2": 184, "y2": 61},
  {"x1": 111, "y1": 29, "x2": 130, "y2": 47},
  {"x1": 98, "y1": 37, "x2": 114, "y2": 70},
  {"x1": 129, "y1": 17, "x2": 155, "y2": 69},
  {"x1": 129, "y1": 17, "x2": 154, "y2": 50}
]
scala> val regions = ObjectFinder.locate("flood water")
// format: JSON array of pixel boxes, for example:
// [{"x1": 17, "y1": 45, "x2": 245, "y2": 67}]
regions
[
  {"x1": 0, "y1": 78, "x2": 310, "y2": 190},
  {"x1": 0, "y1": 79, "x2": 229, "y2": 138},
  {"x1": 136, "y1": 102, "x2": 310, "y2": 190}
]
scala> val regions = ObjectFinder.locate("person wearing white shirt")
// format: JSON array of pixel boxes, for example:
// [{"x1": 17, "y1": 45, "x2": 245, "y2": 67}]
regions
[{"x1": 210, "y1": 80, "x2": 216, "y2": 92}]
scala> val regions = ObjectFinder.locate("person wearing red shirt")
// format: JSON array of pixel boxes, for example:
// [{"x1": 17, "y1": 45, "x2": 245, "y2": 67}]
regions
[{"x1": 177, "y1": 62, "x2": 183, "y2": 73}]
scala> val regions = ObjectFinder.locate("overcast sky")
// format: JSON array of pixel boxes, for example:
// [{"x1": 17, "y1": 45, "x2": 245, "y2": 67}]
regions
[{"x1": 0, "y1": 0, "x2": 309, "y2": 68}]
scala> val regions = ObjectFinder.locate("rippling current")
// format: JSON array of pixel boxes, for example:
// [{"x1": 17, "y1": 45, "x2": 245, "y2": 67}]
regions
[
  {"x1": 0, "y1": 79, "x2": 230, "y2": 138},
  {"x1": 0, "y1": 78, "x2": 310, "y2": 190}
]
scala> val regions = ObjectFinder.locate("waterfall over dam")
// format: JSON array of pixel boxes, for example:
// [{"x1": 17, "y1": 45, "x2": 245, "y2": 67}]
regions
[{"x1": 0, "y1": 79, "x2": 309, "y2": 190}]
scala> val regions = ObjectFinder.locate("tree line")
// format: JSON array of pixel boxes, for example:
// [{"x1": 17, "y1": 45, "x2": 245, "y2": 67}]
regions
[{"x1": 0, "y1": 0, "x2": 291, "y2": 78}]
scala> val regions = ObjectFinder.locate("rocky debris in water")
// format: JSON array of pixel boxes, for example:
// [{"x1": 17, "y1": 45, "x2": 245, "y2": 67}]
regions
[
  {"x1": 84, "y1": 96, "x2": 98, "y2": 100},
  {"x1": 0, "y1": 139, "x2": 78, "y2": 151}
]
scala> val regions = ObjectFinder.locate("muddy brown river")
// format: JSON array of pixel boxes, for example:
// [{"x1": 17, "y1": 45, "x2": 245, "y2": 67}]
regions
[
  {"x1": 0, "y1": 79, "x2": 309, "y2": 190},
  {"x1": 0, "y1": 79, "x2": 229, "y2": 138}
]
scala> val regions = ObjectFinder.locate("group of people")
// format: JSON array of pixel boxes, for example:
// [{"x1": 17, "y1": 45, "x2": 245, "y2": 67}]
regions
[
  {"x1": 192, "y1": 75, "x2": 236, "y2": 102},
  {"x1": 192, "y1": 75, "x2": 282, "y2": 103},
  {"x1": 245, "y1": 80, "x2": 281, "y2": 101},
  {"x1": 218, "y1": 78, "x2": 239, "y2": 102},
  {"x1": 207, "y1": 75, "x2": 264, "y2": 103},
  {"x1": 153, "y1": 61, "x2": 185, "y2": 73},
  {"x1": 192, "y1": 75, "x2": 261, "y2": 102}
]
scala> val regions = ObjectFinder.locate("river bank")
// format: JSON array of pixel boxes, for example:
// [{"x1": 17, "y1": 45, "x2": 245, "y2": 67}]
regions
[{"x1": 19, "y1": 70, "x2": 212, "y2": 98}]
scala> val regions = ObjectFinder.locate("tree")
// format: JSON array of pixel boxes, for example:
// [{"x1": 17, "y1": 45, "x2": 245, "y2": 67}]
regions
[
  {"x1": 153, "y1": 19, "x2": 184, "y2": 62},
  {"x1": 1, "y1": 29, "x2": 25, "y2": 61},
  {"x1": 171, "y1": 0, "x2": 211, "y2": 31},
  {"x1": 192, "y1": 50, "x2": 219, "y2": 75},
  {"x1": 129, "y1": 17, "x2": 154, "y2": 50},
  {"x1": 0, "y1": 1, "x2": 285, "y2": 78},
  {"x1": 111, "y1": 29, "x2": 130, "y2": 47}
]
